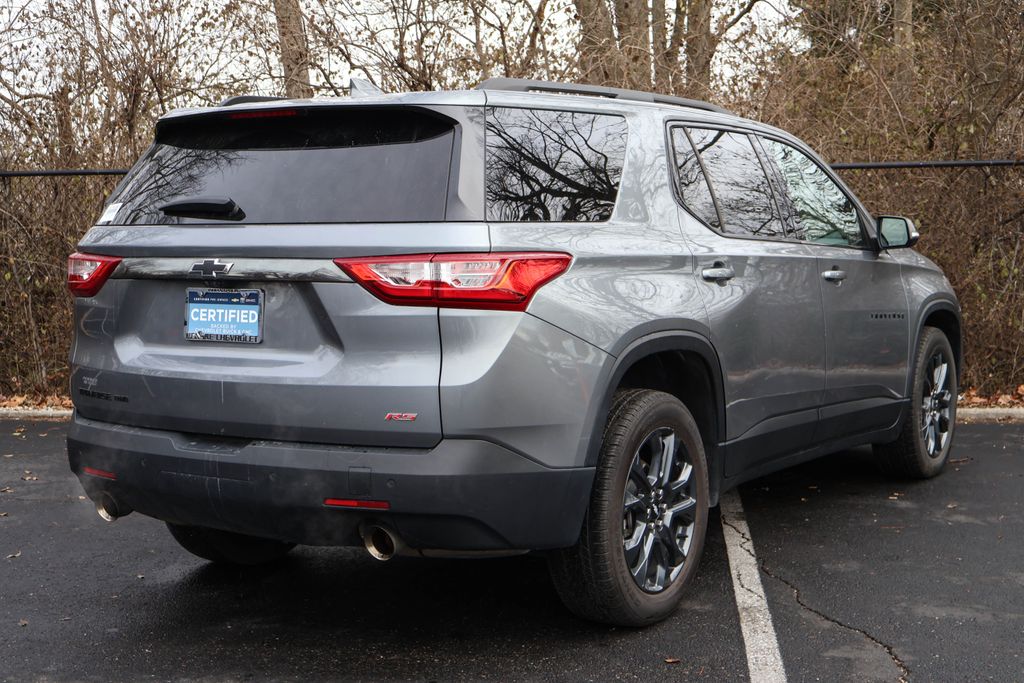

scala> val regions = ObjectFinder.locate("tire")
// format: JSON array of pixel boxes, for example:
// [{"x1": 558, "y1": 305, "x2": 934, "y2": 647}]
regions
[
  {"x1": 874, "y1": 326, "x2": 958, "y2": 479},
  {"x1": 548, "y1": 389, "x2": 710, "y2": 627},
  {"x1": 166, "y1": 523, "x2": 295, "y2": 566}
]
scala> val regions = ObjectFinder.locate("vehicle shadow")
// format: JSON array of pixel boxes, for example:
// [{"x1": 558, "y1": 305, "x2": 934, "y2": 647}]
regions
[{"x1": 108, "y1": 508, "x2": 744, "y2": 681}]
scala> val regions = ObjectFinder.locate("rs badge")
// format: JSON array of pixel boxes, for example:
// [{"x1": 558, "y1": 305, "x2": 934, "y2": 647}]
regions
[{"x1": 385, "y1": 413, "x2": 418, "y2": 422}]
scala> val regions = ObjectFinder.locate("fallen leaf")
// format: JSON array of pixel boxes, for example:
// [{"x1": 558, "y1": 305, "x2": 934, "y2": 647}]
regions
[
  {"x1": 59, "y1": 616, "x2": 71, "y2": 622},
  {"x1": 77, "y1": 496, "x2": 86, "y2": 501},
  {"x1": 0, "y1": 512, "x2": 8, "y2": 517},
  {"x1": 1, "y1": 454, "x2": 13, "y2": 459},
  {"x1": 6, "y1": 550, "x2": 21, "y2": 559},
  {"x1": 20, "y1": 472, "x2": 38, "y2": 482},
  {"x1": 946, "y1": 503, "x2": 958, "y2": 509},
  {"x1": 0, "y1": 487, "x2": 13, "y2": 494},
  {"x1": 136, "y1": 574, "x2": 145, "y2": 580},
  {"x1": 1017, "y1": 384, "x2": 1024, "y2": 397},
  {"x1": 664, "y1": 658, "x2": 681, "y2": 664},
  {"x1": 949, "y1": 458, "x2": 969, "y2": 464},
  {"x1": 18, "y1": 619, "x2": 28, "y2": 627}
]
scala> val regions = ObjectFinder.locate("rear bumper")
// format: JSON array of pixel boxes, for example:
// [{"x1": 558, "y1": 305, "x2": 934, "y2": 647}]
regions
[{"x1": 67, "y1": 413, "x2": 594, "y2": 551}]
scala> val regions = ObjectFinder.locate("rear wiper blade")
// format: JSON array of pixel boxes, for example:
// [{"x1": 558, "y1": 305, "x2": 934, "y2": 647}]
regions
[{"x1": 159, "y1": 196, "x2": 245, "y2": 221}]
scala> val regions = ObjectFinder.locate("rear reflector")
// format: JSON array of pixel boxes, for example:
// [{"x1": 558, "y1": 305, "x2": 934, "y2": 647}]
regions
[
  {"x1": 67, "y1": 252, "x2": 122, "y2": 297},
  {"x1": 335, "y1": 252, "x2": 572, "y2": 311},
  {"x1": 83, "y1": 466, "x2": 117, "y2": 481},
  {"x1": 324, "y1": 498, "x2": 391, "y2": 510}
]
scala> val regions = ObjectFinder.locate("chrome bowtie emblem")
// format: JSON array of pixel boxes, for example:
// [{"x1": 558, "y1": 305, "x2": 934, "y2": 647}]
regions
[{"x1": 189, "y1": 259, "x2": 233, "y2": 278}]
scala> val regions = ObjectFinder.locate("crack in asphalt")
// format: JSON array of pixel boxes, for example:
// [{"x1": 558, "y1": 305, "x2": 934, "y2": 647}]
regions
[{"x1": 720, "y1": 516, "x2": 911, "y2": 683}]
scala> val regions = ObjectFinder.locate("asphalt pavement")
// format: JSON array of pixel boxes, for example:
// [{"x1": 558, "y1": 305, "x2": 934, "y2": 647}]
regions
[{"x1": 1, "y1": 419, "x2": 1021, "y2": 682}]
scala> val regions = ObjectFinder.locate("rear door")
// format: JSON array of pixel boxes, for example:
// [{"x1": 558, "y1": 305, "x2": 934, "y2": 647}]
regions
[
  {"x1": 670, "y1": 126, "x2": 826, "y2": 476},
  {"x1": 757, "y1": 136, "x2": 910, "y2": 438},
  {"x1": 71, "y1": 103, "x2": 486, "y2": 447}
]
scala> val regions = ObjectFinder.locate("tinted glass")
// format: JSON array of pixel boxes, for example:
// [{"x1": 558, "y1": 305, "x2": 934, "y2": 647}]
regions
[
  {"x1": 761, "y1": 138, "x2": 863, "y2": 246},
  {"x1": 688, "y1": 128, "x2": 785, "y2": 238},
  {"x1": 670, "y1": 127, "x2": 720, "y2": 228},
  {"x1": 106, "y1": 107, "x2": 455, "y2": 224},
  {"x1": 485, "y1": 107, "x2": 627, "y2": 222}
]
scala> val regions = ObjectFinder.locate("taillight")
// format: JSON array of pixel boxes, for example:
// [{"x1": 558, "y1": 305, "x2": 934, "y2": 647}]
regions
[
  {"x1": 335, "y1": 252, "x2": 572, "y2": 311},
  {"x1": 67, "y1": 252, "x2": 121, "y2": 297}
]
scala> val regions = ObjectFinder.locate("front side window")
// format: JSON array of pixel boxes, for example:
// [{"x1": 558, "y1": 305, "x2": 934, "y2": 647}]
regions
[
  {"x1": 760, "y1": 138, "x2": 864, "y2": 247},
  {"x1": 485, "y1": 107, "x2": 627, "y2": 222},
  {"x1": 686, "y1": 128, "x2": 785, "y2": 238}
]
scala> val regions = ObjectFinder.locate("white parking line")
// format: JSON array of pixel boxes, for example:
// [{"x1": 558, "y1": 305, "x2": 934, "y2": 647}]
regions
[{"x1": 720, "y1": 489, "x2": 787, "y2": 683}]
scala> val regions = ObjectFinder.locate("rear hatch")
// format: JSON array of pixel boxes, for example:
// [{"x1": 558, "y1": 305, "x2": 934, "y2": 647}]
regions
[{"x1": 70, "y1": 100, "x2": 486, "y2": 447}]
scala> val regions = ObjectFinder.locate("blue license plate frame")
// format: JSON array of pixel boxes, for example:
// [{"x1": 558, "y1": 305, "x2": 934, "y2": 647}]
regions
[{"x1": 185, "y1": 288, "x2": 264, "y2": 344}]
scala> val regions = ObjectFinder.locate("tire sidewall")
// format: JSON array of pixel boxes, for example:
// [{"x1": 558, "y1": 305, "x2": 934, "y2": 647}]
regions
[
  {"x1": 910, "y1": 329, "x2": 957, "y2": 475},
  {"x1": 599, "y1": 394, "x2": 710, "y2": 623}
]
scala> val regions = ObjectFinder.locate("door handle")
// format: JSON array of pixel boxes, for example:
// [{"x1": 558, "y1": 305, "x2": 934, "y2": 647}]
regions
[
  {"x1": 701, "y1": 264, "x2": 735, "y2": 282},
  {"x1": 822, "y1": 269, "x2": 847, "y2": 282}
]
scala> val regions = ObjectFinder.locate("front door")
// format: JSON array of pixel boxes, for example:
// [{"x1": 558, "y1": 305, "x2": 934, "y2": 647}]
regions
[{"x1": 756, "y1": 136, "x2": 910, "y2": 439}]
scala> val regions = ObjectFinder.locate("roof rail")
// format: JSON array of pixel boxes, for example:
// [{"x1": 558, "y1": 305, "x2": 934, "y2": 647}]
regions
[
  {"x1": 219, "y1": 95, "x2": 289, "y2": 107},
  {"x1": 475, "y1": 78, "x2": 732, "y2": 115}
]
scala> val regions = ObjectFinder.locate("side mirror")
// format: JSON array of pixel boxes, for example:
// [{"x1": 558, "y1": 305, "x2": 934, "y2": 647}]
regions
[{"x1": 877, "y1": 215, "x2": 920, "y2": 249}]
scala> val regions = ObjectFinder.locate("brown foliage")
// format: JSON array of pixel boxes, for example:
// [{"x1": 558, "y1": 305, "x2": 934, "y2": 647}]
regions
[
  {"x1": 0, "y1": 0, "x2": 1022, "y2": 399},
  {"x1": 0, "y1": 174, "x2": 119, "y2": 396},
  {"x1": 734, "y1": 0, "x2": 1024, "y2": 394}
]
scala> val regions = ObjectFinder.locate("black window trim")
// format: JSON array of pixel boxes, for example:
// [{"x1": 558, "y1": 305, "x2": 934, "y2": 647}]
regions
[{"x1": 665, "y1": 118, "x2": 876, "y2": 251}]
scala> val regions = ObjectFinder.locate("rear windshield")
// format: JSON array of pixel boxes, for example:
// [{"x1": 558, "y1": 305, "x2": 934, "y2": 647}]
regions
[{"x1": 104, "y1": 107, "x2": 456, "y2": 224}]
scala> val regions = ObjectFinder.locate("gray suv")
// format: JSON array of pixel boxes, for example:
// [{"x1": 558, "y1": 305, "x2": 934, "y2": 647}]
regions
[{"x1": 66, "y1": 79, "x2": 961, "y2": 626}]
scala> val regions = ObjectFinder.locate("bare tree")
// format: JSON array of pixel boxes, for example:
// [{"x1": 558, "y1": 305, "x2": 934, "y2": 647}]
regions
[
  {"x1": 273, "y1": 0, "x2": 314, "y2": 98},
  {"x1": 573, "y1": 0, "x2": 760, "y2": 96},
  {"x1": 893, "y1": 0, "x2": 914, "y2": 96}
]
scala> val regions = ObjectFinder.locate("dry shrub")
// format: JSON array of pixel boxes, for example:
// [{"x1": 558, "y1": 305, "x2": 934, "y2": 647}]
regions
[
  {"x1": 737, "y1": 0, "x2": 1024, "y2": 395},
  {"x1": 0, "y1": 174, "x2": 119, "y2": 397}
]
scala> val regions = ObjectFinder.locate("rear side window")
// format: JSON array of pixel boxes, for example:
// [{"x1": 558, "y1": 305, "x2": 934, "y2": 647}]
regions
[
  {"x1": 484, "y1": 107, "x2": 627, "y2": 222},
  {"x1": 105, "y1": 107, "x2": 456, "y2": 224},
  {"x1": 670, "y1": 127, "x2": 720, "y2": 229},
  {"x1": 685, "y1": 128, "x2": 785, "y2": 239},
  {"x1": 759, "y1": 138, "x2": 864, "y2": 247}
]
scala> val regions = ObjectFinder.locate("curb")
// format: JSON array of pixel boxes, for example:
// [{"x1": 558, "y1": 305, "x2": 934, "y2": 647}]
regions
[
  {"x1": 957, "y1": 407, "x2": 1024, "y2": 423},
  {"x1": 0, "y1": 408, "x2": 73, "y2": 419},
  {"x1": 1, "y1": 406, "x2": 1022, "y2": 422}
]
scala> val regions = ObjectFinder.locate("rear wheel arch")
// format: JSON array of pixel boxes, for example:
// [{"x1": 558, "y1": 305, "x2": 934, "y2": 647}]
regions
[{"x1": 582, "y1": 332, "x2": 726, "y2": 503}]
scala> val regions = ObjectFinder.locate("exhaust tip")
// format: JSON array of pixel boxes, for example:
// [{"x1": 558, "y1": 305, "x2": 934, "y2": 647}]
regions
[
  {"x1": 95, "y1": 492, "x2": 130, "y2": 522},
  {"x1": 362, "y1": 525, "x2": 400, "y2": 561}
]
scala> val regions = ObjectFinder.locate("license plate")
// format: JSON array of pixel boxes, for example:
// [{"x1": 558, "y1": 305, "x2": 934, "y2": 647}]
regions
[{"x1": 185, "y1": 288, "x2": 263, "y2": 343}]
